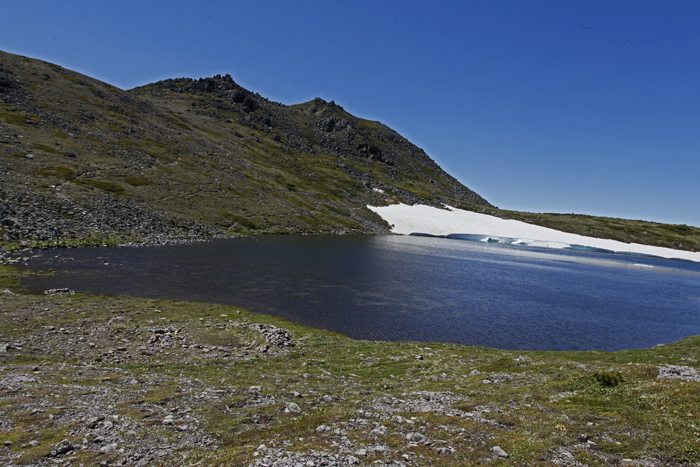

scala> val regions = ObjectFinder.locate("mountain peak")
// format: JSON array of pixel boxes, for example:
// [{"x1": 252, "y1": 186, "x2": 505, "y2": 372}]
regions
[{"x1": 1, "y1": 50, "x2": 491, "y2": 245}]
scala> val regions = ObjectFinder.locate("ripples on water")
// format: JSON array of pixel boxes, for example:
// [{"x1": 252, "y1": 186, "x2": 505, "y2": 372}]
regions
[{"x1": 19, "y1": 235, "x2": 700, "y2": 351}]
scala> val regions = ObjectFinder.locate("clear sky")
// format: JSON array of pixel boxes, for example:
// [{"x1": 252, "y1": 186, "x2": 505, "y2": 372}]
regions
[{"x1": 2, "y1": 1, "x2": 699, "y2": 226}]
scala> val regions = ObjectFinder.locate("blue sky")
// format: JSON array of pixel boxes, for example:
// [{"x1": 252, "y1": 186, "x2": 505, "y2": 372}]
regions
[{"x1": 2, "y1": 1, "x2": 699, "y2": 226}]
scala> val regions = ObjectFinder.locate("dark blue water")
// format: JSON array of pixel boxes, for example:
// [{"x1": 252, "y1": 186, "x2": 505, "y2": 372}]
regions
[{"x1": 19, "y1": 235, "x2": 700, "y2": 351}]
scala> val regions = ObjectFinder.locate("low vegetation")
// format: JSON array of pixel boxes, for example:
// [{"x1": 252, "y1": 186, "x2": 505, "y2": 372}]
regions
[{"x1": 1, "y1": 265, "x2": 699, "y2": 466}]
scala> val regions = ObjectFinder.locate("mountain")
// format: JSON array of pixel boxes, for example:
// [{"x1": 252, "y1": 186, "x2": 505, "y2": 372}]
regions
[
  {"x1": 0, "y1": 50, "x2": 491, "y2": 245},
  {"x1": 2, "y1": 50, "x2": 699, "y2": 253}
]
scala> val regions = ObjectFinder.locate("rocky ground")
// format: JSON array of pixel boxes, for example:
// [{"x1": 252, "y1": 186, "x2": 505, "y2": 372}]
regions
[{"x1": 1, "y1": 268, "x2": 700, "y2": 466}]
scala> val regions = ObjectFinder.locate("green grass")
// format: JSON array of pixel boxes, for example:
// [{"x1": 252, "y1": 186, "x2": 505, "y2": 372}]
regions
[{"x1": 220, "y1": 210, "x2": 262, "y2": 231}]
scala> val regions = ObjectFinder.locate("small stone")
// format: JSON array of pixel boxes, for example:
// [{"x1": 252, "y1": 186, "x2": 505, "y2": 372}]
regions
[
  {"x1": 370, "y1": 425, "x2": 387, "y2": 437},
  {"x1": 4, "y1": 440, "x2": 12, "y2": 446},
  {"x1": 86, "y1": 416, "x2": 105, "y2": 429},
  {"x1": 29, "y1": 440, "x2": 39, "y2": 447},
  {"x1": 99, "y1": 443, "x2": 117, "y2": 453},
  {"x1": 491, "y1": 446, "x2": 508, "y2": 458},
  {"x1": 406, "y1": 432, "x2": 426, "y2": 443},
  {"x1": 322, "y1": 394, "x2": 332, "y2": 402},
  {"x1": 355, "y1": 448, "x2": 367, "y2": 456}
]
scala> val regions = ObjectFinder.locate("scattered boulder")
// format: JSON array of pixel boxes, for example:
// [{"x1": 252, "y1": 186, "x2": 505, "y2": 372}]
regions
[
  {"x1": 51, "y1": 439, "x2": 74, "y2": 456},
  {"x1": 405, "y1": 432, "x2": 426, "y2": 443},
  {"x1": 284, "y1": 402, "x2": 301, "y2": 414},
  {"x1": 658, "y1": 365, "x2": 700, "y2": 382}
]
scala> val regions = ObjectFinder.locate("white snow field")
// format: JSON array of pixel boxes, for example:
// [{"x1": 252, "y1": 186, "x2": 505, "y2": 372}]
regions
[{"x1": 368, "y1": 203, "x2": 700, "y2": 263}]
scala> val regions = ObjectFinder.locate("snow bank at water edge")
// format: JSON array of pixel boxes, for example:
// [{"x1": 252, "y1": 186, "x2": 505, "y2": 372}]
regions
[{"x1": 367, "y1": 203, "x2": 700, "y2": 263}]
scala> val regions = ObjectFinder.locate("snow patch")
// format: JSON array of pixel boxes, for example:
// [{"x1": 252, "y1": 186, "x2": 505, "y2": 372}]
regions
[{"x1": 368, "y1": 203, "x2": 700, "y2": 263}]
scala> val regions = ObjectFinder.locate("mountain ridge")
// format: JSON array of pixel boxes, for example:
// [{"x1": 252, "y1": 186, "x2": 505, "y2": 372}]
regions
[{"x1": 0, "y1": 50, "x2": 491, "y2": 246}]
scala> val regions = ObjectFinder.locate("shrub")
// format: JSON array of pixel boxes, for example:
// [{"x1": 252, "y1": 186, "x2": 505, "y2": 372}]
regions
[{"x1": 593, "y1": 371, "x2": 624, "y2": 387}]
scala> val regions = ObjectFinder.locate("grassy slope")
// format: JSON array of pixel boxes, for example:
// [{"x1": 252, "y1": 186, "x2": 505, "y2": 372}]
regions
[
  {"x1": 0, "y1": 50, "x2": 486, "y2": 245},
  {"x1": 449, "y1": 201, "x2": 700, "y2": 253},
  {"x1": 1, "y1": 265, "x2": 700, "y2": 466}
]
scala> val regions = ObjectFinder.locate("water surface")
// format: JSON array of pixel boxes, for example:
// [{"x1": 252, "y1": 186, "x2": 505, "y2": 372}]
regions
[{"x1": 19, "y1": 235, "x2": 700, "y2": 351}]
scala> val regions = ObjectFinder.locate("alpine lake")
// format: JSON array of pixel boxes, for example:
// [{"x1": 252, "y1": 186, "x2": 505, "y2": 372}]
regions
[{"x1": 19, "y1": 234, "x2": 700, "y2": 351}]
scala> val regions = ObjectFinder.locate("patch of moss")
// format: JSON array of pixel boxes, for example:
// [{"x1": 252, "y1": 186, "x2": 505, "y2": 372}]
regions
[
  {"x1": 71, "y1": 178, "x2": 125, "y2": 193},
  {"x1": 33, "y1": 166, "x2": 75, "y2": 179},
  {"x1": 125, "y1": 176, "x2": 151, "y2": 186}
]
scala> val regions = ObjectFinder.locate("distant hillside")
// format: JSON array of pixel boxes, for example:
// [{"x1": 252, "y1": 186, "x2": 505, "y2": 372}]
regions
[{"x1": 0, "y1": 50, "x2": 490, "y2": 246}]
